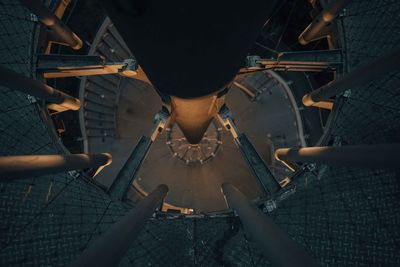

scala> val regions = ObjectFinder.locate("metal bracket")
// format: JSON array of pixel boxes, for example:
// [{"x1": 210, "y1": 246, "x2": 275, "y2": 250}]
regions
[
  {"x1": 216, "y1": 105, "x2": 239, "y2": 139},
  {"x1": 150, "y1": 107, "x2": 170, "y2": 141}
]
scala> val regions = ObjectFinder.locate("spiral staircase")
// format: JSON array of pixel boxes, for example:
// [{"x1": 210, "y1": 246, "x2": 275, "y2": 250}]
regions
[{"x1": 0, "y1": 0, "x2": 400, "y2": 266}]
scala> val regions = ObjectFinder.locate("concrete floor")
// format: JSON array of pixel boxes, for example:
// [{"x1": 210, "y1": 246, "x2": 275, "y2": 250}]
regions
[
  {"x1": 227, "y1": 71, "x2": 303, "y2": 179},
  {"x1": 92, "y1": 78, "x2": 161, "y2": 187},
  {"x1": 136, "y1": 121, "x2": 265, "y2": 213},
  {"x1": 92, "y1": 71, "x2": 302, "y2": 213}
]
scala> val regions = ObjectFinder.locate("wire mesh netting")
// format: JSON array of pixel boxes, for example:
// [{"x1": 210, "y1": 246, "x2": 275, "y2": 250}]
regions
[
  {"x1": 0, "y1": 1, "x2": 126, "y2": 266},
  {"x1": 0, "y1": 0, "x2": 400, "y2": 266},
  {"x1": 269, "y1": 0, "x2": 400, "y2": 265},
  {"x1": 331, "y1": 0, "x2": 400, "y2": 145}
]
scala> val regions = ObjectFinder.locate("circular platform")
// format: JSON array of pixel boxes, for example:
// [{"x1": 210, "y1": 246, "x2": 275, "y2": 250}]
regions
[
  {"x1": 133, "y1": 71, "x2": 303, "y2": 213},
  {"x1": 166, "y1": 120, "x2": 222, "y2": 165},
  {"x1": 81, "y1": 17, "x2": 305, "y2": 214},
  {"x1": 86, "y1": 63, "x2": 304, "y2": 214}
]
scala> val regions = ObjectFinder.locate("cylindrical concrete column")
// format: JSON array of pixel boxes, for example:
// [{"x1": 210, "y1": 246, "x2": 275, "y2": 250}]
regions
[
  {"x1": 171, "y1": 94, "x2": 224, "y2": 144},
  {"x1": 298, "y1": 0, "x2": 351, "y2": 45},
  {"x1": 72, "y1": 184, "x2": 169, "y2": 267},
  {"x1": 221, "y1": 183, "x2": 317, "y2": 267},
  {"x1": 0, "y1": 153, "x2": 112, "y2": 179},
  {"x1": 19, "y1": 0, "x2": 83, "y2": 49},
  {"x1": 303, "y1": 46, "x2": 400, "y2": 106},
  {"x1": 275, "y1": 144, "x2": 400, "y2": 169},
  {"x1": 0, "y1": 66, "x2": 80, "y2": 110}
]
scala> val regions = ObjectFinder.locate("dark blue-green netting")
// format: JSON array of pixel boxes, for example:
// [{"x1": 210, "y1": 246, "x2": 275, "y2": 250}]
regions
[{"x1": 1, "y1": 0, "x2": 400, "y2": 266}]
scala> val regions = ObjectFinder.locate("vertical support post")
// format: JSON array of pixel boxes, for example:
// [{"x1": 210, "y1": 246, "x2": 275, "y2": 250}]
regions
[
  {"x1": 298, "y1": 0, "x2": 351, "y2": 45},
  {"x1": 0, "y1": 66, "x2": 80, "y2": 111},
  {"x1": 0, "y1": 153, "x2": 112, "y2": 179},
  {"x1": 302, "y1": 47, "x2": 400, "y2": 106},
  {"x1": 171, "y1": 94, "x2": 225, "y2": 144},
  {"x1": 19, "y1": 0, "x2": 83, "y2": 50},
  {"x1": 72, "y1": 184, "x2": 169, "y2": 267},
  {"x1": 108, "y1": 109, "x2": 170, "y2": 200},
  {"x1": 221, "y1": 183, "x2": 317, "y2": 267},
  {"x1": 108, "y1": 136, "x2": 152, "y2": 200},
  {"x1": 275, "y1": 144, "x2": 400, "y2": 170},
  {"x1": 217, "y1": 106, "x2": 282, "y2": 195},
  {"x1": 236, "y1": 134, "x2": 282, "y2": 193}
]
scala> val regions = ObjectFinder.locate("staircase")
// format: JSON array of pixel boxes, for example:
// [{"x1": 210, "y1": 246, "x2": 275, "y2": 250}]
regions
[{"x1": 80, "y1": 17, "x2": 133, "y2": 152}]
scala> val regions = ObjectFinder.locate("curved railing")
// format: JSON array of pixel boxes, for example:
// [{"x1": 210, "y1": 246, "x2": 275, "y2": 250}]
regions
[{"x1": 79, "y1": 17, "x2": 128, "y2": 152}]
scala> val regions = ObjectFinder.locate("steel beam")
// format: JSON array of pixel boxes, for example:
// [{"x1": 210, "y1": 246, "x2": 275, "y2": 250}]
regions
[
  {"x1": 108, "y1": 136, "x2": 152, "y2": 200},
  {"x1": 19, "y1": 0, "x2": 82, "y2": 50},
  {"x1": 217, "y1": 106, "x2": 281, "y2": 195},
  {"x1": 0, "y1": 65, "x2": 80, "y2": 111},
  {"x1": 245, "y1": 49, "x2": 342, "y2": 73},
  {"x1": 72, "y1": 184, "x2": 169, "y2": 267},
  {"x1": 221, "y1": 183, "x2": 317, "y2": 267},
  {"x1": 275, "y1": 144, "x2": 400, "y2": 169},
  {"x1": 298, "y1": 0, "x2": 351, "y2": 45},
  {"x1": 236, "y1": 134, "x2": 282, "y2": 193},
  {"x1": 108, "y1": 109, "x2": 170, "y2": 200},
  {"x1": 36, "y1": 54, "x2": 138, "y2": 78},
  {"x1": 303, "y1": 47, "x2": 400, "y2": 106},
  {"x1": 0, "y1": 153, "x2": 112, "y2": 179}
]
